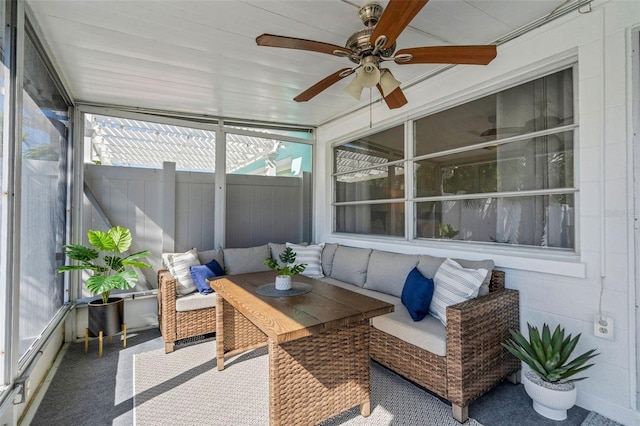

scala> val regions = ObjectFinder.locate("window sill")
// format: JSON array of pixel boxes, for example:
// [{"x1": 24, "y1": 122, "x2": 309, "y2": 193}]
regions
[{"x1": 329, "y1": 233, "x2": 586, "y2": 278}]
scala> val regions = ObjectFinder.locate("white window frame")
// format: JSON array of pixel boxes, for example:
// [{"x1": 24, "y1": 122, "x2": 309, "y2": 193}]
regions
[{"x1": 331, "y1": 64, "x2": 579, "y2": 257}]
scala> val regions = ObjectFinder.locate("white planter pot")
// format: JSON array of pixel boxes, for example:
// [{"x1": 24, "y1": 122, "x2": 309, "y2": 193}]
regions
[
  {"x1": 275, "y1": 275, "x2": 292, "y2": 291},
  {"x1": 523, "y1": 371, "x2": 577, "y2": 421}
]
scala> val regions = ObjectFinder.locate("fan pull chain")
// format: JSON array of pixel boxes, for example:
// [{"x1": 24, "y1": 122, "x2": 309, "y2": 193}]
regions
[{"x1": 369, "y1": 87, "x2": 372, "y2": 129}]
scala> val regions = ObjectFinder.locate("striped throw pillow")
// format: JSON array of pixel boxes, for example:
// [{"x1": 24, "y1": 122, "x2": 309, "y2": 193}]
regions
[
  {"x1": 429, "y1": 258, "x2": 488, "y2": 326},
  {"x1": 166, "y1": 249, "x2": 200, "y2": 296},
  {"x1": 286, "y1": 243, "x2": 325, "y2": 278}
]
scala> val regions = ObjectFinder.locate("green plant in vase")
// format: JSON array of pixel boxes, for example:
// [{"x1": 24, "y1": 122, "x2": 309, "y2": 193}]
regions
[
  {"x1": 263, "y1": 246, "x2": 306, "y2": 290},
  {"x1": 502, "y1": 323, "x2": 598, "y2": 420},
  {"x1": 58, "y1": 226, "x2": 151, "y2": 354}
]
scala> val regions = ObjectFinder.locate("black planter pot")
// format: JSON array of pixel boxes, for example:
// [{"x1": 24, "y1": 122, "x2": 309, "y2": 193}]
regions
[{"x1": 88, "y1": 297, "x2": 124, "y2": 337}]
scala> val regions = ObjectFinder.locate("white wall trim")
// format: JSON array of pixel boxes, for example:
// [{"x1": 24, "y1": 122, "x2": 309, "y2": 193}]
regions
[{"x1": 628, "y1": 21, "x2": 640, "y2": 413}]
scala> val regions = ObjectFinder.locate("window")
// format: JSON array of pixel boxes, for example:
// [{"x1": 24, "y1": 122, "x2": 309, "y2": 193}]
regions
[
  {"x1": 226, "y1": 132, "x2": 312, "y2": 177},
  {"x1": 84, "y1": 115, "x2": 314, "y2": 177},
  {"x1": 0, "y1": 0, "x2": 8, "y2": 384},
  {"x1": 333, "y1": 68, "x2": 576, "y2": 249},
  {"x1": 18, "y1": 24, "x2": 71, "y2": 357},
  {"x1": 85, "y1": 114, "x2": 217, "y2": 171},
  {"x1": 333, "y1": 125, "x2": 405, "y2": 236}
]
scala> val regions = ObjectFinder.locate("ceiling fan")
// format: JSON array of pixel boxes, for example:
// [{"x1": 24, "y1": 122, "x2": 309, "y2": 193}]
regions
[{"x1": 256, "y1": 0, "x2": 497, "y2": 110}]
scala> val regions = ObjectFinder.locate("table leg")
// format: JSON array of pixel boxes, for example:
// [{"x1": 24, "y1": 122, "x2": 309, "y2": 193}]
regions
[
  {"x1": 268, "y1": 322, "x2": 370, "y2": 425},
  {"x1": 216, "y1": 297, "x2": 225, "y2": 371},
  {"x1": 215, "y1": 295, "x2": 268, "y2": 371},
  {"x1": 360, "y1": 401, "x2": 371, "y2": 417}
]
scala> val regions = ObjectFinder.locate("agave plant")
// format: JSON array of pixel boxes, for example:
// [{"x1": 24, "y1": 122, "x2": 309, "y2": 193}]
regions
[
  {"x1": 58, "y1": 226, "x2": 151, "y2": 304},
  {"x1": 502, "y1": 323, "x2": 599, "y2": 383},
  {"x1": 263, "y1": 247, "x2": 306, "y2": 276}
]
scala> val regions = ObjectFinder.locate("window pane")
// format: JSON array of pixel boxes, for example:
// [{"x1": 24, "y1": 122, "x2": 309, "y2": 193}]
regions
[
  {"x1": 414, "y1": 68, "x2": 573, "y2": 156},
  {"x1": 416, "y1": 194, "x2": 574, "y2": 248},
  {"x1": 85, "y1": 114, "x2": 217, "y2": 171},
  {"x1": 20, "y1": 29, "x2": 69, "y2": 357},
  {"x1": 227, "y1": 134, "x2": 312, "y2": 176},
  {"x1": 0, "y1": 0, "x2": 7, "y2": 381},
  {"x1": 226, "y1": 125, "x2": 312, "y2": 140},
  {"x1": 336, "y1": 165, "x2": 404, "y2": 202},
  {"x1": 334, "y1": 125, "x2": 403, "y2": 174},
  {"x1": 415, "y1": 131, "x2": 573, "y2": 197},
  {"x1": 336, "y1": 203, "x2": 404, "y2": 236}
]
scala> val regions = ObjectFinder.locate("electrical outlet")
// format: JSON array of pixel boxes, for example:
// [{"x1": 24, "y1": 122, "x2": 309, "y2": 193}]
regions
[{"x1": 594, "y1": 316, "x2": 614, "y2": 340}]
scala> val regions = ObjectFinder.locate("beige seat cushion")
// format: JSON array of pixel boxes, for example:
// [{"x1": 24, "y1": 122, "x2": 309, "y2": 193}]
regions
[
  {"x1": 175, "y1": 292, "x2": 217, "y2": 312},
  {"x1": 372, "y1": 305, "x2": 447, "y2": 357},
  {"x1": 320, "y1": 277, "x2": 447, "y2": 356}
]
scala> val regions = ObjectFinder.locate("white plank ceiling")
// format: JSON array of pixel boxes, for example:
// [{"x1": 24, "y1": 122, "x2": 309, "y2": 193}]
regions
[{"x1": 27, "y1": 0, "x2": 573, "y2": 128}]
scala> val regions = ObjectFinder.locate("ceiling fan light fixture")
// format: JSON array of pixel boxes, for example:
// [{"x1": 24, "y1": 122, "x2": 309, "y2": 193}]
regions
[
  {"x1": 257, "y1": 0, "x2": 498, "y2": 109},
  {"x1": 344, "y1": 75, "x2": 364, "y2": 100},
  {"x1": 358, "y1": 56, "x2": 380, "y2": 88},
  {"x1": 379, "y1": 69, "x2": 400, "y2": 97}
]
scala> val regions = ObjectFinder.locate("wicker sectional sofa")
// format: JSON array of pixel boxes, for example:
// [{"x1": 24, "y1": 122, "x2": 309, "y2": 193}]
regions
[{"x1": 157, "y1": 242, "x2": 520, "y2": 423}]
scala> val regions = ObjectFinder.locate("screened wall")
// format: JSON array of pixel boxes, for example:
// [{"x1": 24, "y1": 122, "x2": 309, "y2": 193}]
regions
[{"x1": 1, "y1": 2, "x2": 73, "y2": 421}]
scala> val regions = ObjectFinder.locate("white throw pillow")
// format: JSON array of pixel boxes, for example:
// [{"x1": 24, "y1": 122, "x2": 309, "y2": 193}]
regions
[
  {"x1": 286, "y1": 242, "x2": 325, "y2": 278},
  {"x1": 429, "y1": 258, "x2": 488, "y2": 326},
  {"x1": 164, "y1": 249, "x2": 200, "y2": 296}
]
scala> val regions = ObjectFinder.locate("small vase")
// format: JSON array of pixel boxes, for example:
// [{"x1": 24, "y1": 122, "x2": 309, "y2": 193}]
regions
[{"x1": 275, "y1": 275, "x2": 292, "y2": 291}]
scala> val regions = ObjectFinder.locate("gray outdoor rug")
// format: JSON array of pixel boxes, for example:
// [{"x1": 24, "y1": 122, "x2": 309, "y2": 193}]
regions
[
  {"x1": 581, "y1": 412, "x2": 624, "y2": 426},
  {"x1": 134, "y1": 340, "x2": 484, "y2": 425}
]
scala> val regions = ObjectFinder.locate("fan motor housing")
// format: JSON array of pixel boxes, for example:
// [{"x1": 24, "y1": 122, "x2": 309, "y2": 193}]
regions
[
  {"x1": 345, "y1": 28, "x2": 396, "y2": 64},
  {"x1": 358, "y1": 2, "x2": 383, "y2": 27}
]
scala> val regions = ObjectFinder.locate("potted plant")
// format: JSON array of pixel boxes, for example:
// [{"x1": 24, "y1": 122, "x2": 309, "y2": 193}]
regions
[
  {"x1": 58, "y1": 226, "x2": 151, "y2": 352},
  {"x1": 263, "y1": 246, "x2": 306, "y2": 290},
  {"x1": 502, "y1": 323, "x2": 599, "y2": 420}
]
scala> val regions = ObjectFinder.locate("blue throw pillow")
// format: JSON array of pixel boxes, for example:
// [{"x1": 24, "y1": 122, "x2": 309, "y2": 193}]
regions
[
  {"x1": 205, "y1": 259, "x2": 225, "y2": 276},
  {"x1": 189, "y1": 265, "x2": 215, "y2": 295},
  {"x1": 401, "y1": 267, "x2": 435, "y2": 322}
]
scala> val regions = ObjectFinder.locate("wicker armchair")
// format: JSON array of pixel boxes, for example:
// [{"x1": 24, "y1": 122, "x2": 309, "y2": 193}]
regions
[
  {"x1": 157, "y1": 269, "x2": 217, "y2": 353},
  {"x1": 370, "y1": 270, "x2": 520, "y2": 423}
]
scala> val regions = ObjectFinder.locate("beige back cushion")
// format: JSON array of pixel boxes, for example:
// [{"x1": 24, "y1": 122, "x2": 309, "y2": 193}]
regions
[
  {"x1": 223, "y1": 245, "x2": 271, "y2": 275},
  {"x1": 330, "y1": 246, "x2": 372, "y2": 287},
  {"x1": 364, "y1": 251, "x2": 419, "y2": 297}
]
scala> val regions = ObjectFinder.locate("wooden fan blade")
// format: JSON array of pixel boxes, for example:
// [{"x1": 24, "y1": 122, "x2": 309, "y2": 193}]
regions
[
  {"x1": 396, "y1": 45, "x2": 497, "y2": 65},
  {"x1": 371, "y1": 0, "x2": 429, "y2": 49},
  {"x1": 256, "y1": 34, "x2": 351, "y2": 56},
  {"x1": 376, "y1": 84, "x2": 408, "y2": 109},
  {"x1": 294, "y1": 68, "x2": 353, "y2": 102}
]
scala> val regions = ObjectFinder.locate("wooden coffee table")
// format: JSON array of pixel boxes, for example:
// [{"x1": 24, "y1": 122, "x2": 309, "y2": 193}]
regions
[{"x1": 208, "y1": 271, "x2": 394, "y2": 426}]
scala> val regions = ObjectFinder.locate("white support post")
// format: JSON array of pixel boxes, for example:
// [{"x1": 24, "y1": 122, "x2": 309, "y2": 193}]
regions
[
  {"x1": 214, "y1": 123, "x2": 226, "y2": 249},
  {"x1": 162, "y1": 162, "x2": 176, "y2": 254}
]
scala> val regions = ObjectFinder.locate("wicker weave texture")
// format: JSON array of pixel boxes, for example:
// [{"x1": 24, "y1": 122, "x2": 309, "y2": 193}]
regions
[
  {"x1": 221, "y1": 297, "x2": 268, "y2": 353},
  {"x1": 446, "y1": 288, "x2": 519, "y2": 406},
  {"x1": 370, "y1": 327, "x2": 448, "y2": 397},
  {"x1": 157, "y1": 269, "x2": 217, "y2": 347},
  {"x1": 269, "y1": 323, "x2": 370, "y2": 426},
  {"x1": 175, "y1": 309, "x2": 217, "y2": 340},
  {"x1": 370, "y1": 270, "x2": 519, "y2": 417}
]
